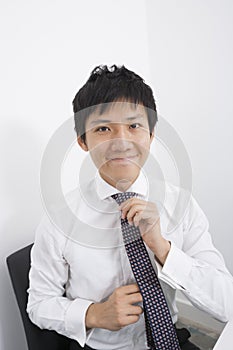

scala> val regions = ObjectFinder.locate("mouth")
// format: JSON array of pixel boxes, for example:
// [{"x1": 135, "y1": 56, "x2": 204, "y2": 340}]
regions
[{"x1": 106, "y1": 155, "x2": 139, "y2": 164}]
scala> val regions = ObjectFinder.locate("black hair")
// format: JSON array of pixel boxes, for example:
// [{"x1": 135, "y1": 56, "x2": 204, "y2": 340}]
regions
[{"x1": 73, "y1": 65, "x2": 158, "y2": 142}]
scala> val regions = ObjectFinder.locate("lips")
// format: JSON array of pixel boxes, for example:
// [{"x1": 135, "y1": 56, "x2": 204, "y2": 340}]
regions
[
  {"x1": 107, "y1": 154, "x2": 138, "y2": 160},
  {"x1": 106, "y1": 155, "x2": 138, "y2": 164}
]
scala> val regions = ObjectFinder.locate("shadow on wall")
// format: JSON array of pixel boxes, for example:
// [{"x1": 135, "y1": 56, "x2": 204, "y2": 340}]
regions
[{"x1": 0, "y1": 121, "x2": 43, "y2": 350}]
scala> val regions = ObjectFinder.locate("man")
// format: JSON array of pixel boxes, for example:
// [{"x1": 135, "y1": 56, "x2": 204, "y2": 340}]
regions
[{"x1": 27, "y1": 65, "x2": 233, "y2": 350}]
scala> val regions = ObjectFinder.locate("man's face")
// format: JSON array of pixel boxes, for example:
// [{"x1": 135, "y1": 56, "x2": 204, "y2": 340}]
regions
[{"x1": 78, "y1": 101, "x2": 154, "y2": 191}]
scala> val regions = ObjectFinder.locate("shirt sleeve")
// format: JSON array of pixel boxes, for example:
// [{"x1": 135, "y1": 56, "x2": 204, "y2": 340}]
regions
[
  {"x1": 26, "y1": 215, "x2": 94, "y2": 347},
  {"x1": 157, "y1": 195, "x2": 233, "y2": 322}
]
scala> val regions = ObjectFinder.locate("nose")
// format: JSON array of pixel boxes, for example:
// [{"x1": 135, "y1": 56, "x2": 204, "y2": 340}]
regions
[{"x1": 110, "y1": 126, "x2": 133, "y2": 152}]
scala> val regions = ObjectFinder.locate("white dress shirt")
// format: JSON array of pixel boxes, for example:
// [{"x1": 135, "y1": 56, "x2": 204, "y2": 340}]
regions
[{"x1": 27, "y1": 172, "x2": 233, "y2": 350}]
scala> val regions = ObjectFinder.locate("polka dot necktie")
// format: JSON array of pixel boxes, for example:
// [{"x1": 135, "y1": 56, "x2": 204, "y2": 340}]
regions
[{"x1": 112, "y1": 192, "x2": 181, "y2": 350}]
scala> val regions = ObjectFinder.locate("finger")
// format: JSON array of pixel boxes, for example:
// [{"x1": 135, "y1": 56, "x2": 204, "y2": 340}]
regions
[
  {"x1": 121, "y1": 200, "x2": 153, "y2": 218},
  {"x1": 120, "y1": 315, "x2": 140, "y2": 327},
  {"x1": 119, "y1": 198, "x2": 143, "y2": 211},
  {"x1": 127, "y1": 292, "x2": 143, "y2": 304},
  {"x1": 120, "y1": 283, "x2": 140, "y2": 294},
  {"x1": 119, "y1": 200, "x2": 134, "y2": 217},
  {"x1": 125, "y1": 205, "x2": 145, "y2": 224},
  {"x1": 127, "y1": 305, "x2": 143, "y2": 315},
  {"x1": 140, "y1": 215, "x2": 161, "y2": 233},
  {"x1": 132, "y1": 207, "x2": 158, "y2": 227},
  {"x1": 133, "y1": 212, "x2": 142, "y2": 227},
  {"x1": 122, "y1": 203, "x2": 145, "y2": 220}
]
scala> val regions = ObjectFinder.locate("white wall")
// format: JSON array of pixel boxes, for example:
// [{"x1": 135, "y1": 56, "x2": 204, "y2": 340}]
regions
[
  {"x1": 146, "y1": 0, "x2": 233, "y2": 272},
  {"x1": 1, "y1": 1, "x2": 233, "y2": 349},
  {"x1": 0, "y1": 1, "x2": 150, "y2": 349},
  {"x1": 146, "y1": 0, "x2": 233, "y2": 325}
]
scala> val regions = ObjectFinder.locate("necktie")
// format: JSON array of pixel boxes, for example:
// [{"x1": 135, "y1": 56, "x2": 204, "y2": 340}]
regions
[{"x1": 112, "y1": 192, "x2": 181, "y2": 350}]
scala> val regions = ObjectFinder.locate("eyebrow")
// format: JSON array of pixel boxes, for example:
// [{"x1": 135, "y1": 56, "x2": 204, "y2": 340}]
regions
[{"x1": 89, "y1": 115, "x2": 145, "y2": 127}]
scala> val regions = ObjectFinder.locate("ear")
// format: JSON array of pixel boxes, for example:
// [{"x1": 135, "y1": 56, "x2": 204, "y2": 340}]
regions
[
  {"x1": 149, "y1": 130, "x2": 155, "y2": 144},
  {"x1": 77, "y1": 136, "x2": 88, "y2": 152}
]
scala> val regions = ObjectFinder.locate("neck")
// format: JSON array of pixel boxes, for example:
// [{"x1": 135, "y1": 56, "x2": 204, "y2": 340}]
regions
[
  {"x1": 99, "y1": 172, "x2": 139, "y2": 192},
  {"x1": 115, "y1": 179, "x2": 133, "y2": 192}
]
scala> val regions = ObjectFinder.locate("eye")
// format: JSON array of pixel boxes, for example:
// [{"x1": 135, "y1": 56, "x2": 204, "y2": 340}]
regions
[
  {"x1": 95, "y1": 126, "x2": 110, "y2": 132},
  {"x1": 129, "y1": 123, "x2": 140, "y2": 129}
]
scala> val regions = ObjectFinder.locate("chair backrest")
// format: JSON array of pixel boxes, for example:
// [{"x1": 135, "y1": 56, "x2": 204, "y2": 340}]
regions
[{"x1": 6, "y1": 244, "x2": 71, "y2": 350}]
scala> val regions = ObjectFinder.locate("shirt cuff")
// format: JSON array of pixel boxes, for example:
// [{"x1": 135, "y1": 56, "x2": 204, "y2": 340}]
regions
[
  {"x1": 65, "y1": 298, "x2": 94, "y2": 347},
  {"x1": 156, "y1": 241, "x2": 193, "y2": 291}
]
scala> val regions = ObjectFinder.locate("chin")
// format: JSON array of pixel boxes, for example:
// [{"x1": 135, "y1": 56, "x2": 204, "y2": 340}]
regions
[
  {"x1": 114, "y1": 166, "x2": 139, "y2": 177},
  {"x1": 100, "y1": 165, "x2": 140, "y2": 186}
]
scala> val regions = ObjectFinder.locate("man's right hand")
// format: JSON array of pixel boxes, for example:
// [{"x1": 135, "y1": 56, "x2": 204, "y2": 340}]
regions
[{"x1": 85, "y1": 283, "x2": 143, "y2": 331}]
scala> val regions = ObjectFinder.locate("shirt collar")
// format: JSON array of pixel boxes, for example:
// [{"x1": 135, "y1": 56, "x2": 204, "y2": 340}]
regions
[{"x1": 95, "y1": 171, "x2": 149, "y2": 200}]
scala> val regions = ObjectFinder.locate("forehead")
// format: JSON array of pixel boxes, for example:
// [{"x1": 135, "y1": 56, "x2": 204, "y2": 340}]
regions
[{"x1": 86, "y1": 102, "x2": 148, "y2": 127}]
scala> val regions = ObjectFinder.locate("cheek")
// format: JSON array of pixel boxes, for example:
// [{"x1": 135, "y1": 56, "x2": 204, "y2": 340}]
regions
[
  {"x1": 136, "y1": 137, "x2": 151, "y2": 153},
  {"x1": 89, "y1": 144, "x2": 107, "y2": 165}
]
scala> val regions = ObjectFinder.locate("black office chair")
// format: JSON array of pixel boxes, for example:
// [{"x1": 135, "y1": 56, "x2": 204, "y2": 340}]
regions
[{"x1": 6, "y1": 244, "x2": 71, "y2": 350}]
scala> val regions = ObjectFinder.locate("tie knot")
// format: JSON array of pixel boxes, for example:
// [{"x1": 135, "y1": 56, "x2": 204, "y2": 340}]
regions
[{"x1": 111, "y1": 192, "x2": 137, "y2": 205}]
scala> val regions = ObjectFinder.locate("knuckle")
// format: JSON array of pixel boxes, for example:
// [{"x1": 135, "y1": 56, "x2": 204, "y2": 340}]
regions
[
  {"x1": 132, "y1": 315, "x2": 139, "y2": 323},
  {"x1": 116, "y1": 315, "x2": 124, "y2": 326},
  {"x1": 114, "y1": 287, "x2": 121, "y2": 297},
  {"x1": 139, "y1": 306, "x2": 143, "y2": 314},
  {"x1": 136, "y1": 293, "x2": 143, "y2": 302},
  {"x1": 114, "y1": 295, "x2": 121, "y2": 305}
]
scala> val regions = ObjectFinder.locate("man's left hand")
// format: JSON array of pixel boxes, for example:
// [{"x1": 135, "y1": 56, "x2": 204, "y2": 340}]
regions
[{"x1": 119, "y1": 198, "x2": 170, "y2": 265}]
